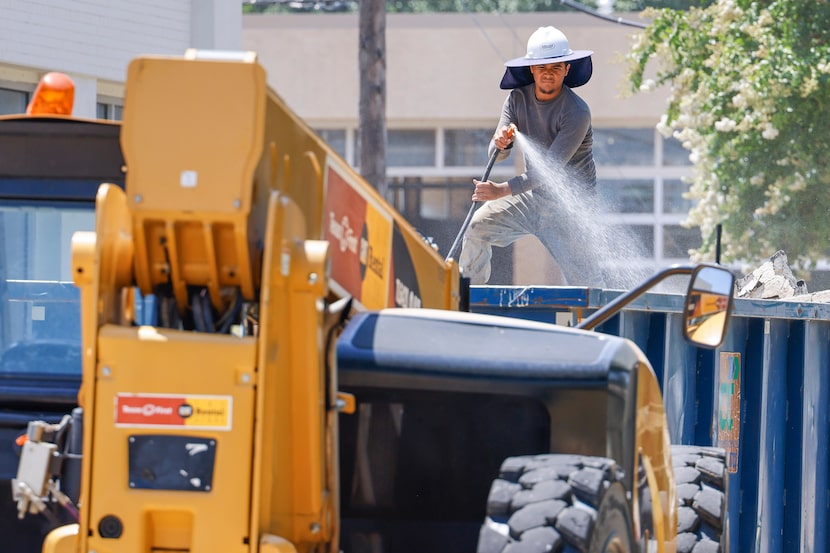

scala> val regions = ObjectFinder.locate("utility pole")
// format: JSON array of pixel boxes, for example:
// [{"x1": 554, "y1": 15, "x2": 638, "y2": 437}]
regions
[{"x1": 358, "y1": 0, "x2": 387, "y2": 196}]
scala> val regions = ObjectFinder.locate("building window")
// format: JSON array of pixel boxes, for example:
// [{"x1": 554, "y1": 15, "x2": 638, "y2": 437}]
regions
[
  {"x1": 663, "y1": 178, "x2": 693, "y2": 214},
  {"x1": 598, "y1": 178, "x2": 654, "y2": 213},
  {"x1": 593, "y1": 128, "x2": 654, "y2": 166},
  {"x1": 316, "y1": 129, "x2": 347, "y2": 161},
  {"x1": 619, "y1": 225, "x2": 655, "y2": 257},
  {"x1": 663, "y1": 224, "x2": 701, "y2": 258},
  {"x1": 388, "y1": 129, "x2": 435, "y2": 166},
  {"x1": 422, "y1": 177, "x2": 474, "y2": 220},
  {"x1": 0, "y1": 87, "x2": 29, "y2": 115},
  {"x1": 662, "y1": 136, "x2": 692, "y2": 166},
  {"x1": 444, "y1": 128, "x2": 492, "y2": 167},
  {"x1": 594, "y1": 129, "x2": 694, "y2": 265},
  {"x1": 96, "y1": 102, "x2": 123, "y2": 121},
  {"x1": 388, "y1": 176, "x2": 474, "y2": 221}
]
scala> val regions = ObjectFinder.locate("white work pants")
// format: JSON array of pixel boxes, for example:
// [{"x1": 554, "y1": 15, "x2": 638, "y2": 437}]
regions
[{"x1": 458, "y1": 190, "x2": 606, "y2": 287}]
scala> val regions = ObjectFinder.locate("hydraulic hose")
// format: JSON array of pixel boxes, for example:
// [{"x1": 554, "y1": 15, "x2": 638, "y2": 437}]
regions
[
  {"x1": 444, "y1": 149, "x2": 499, "y2": 263},
  {"x1": 445, "y1": 124, "x2": 516, "y2": 263}
]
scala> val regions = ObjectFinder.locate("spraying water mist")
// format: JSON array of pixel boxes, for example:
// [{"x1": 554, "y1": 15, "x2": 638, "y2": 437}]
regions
[{"x1": 514, "y1": 131, "x2": 653, "y2": 290}]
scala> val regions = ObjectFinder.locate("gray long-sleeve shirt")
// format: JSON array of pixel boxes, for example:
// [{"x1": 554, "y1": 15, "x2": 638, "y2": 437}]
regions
[{"x1": 490, "y1": 84, "x2": 597, "y2": 197}]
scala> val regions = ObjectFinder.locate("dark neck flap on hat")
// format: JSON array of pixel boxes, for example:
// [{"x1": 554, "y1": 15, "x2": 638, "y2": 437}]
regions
[{"x1": 499, "y1": 57, "x2": 593, "y2": 90}]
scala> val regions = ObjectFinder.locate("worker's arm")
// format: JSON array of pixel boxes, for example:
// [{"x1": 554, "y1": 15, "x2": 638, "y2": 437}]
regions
[
  {"x1": 489, "y1": 95, "x2": 517, "y2": 164},
  {"x1": 471, "y1": 179, "x2": 511, "y2": 201}
]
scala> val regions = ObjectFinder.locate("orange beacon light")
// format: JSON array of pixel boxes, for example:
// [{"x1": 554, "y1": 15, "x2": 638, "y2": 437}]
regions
[{"x1": 26, "y1": 72, "x2": 75, "y2": 116}]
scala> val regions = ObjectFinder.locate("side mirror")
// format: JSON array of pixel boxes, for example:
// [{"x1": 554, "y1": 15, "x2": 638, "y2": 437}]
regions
[{"x1": 683, "y1": 265, "x2": 735, "y2": 348}]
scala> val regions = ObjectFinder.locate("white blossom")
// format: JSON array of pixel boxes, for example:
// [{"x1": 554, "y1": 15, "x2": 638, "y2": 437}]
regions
[
  {"x1": 714, "y1": 118, "x2": 737, "y2": 132},
  {"x1": 761, "y1": 124, "x2": 779, "y2": 140},
  {"x1": 637, "y1": 79, "x2": 654, "y2": 92},
  {"x1": 732, "y1": 93, "x2": 747, "y2": 109}
]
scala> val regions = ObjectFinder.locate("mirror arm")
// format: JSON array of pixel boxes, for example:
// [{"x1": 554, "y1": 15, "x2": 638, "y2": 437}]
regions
[{"x1": 576, "y1": 265, "x2": 697, "y2": 331}]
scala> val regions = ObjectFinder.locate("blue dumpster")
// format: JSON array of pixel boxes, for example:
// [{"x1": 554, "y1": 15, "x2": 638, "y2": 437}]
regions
[{"x1": 471, "y1": 285, "x2": 830, "y2": 553}]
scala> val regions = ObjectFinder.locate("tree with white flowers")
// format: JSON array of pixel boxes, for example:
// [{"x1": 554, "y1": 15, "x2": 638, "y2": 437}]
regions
[{"x1": 627, "y1": 0, "x2": 830, "y2": 269}]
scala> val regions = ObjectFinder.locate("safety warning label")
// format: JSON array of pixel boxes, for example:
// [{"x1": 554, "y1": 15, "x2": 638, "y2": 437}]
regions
[
  {"x1": 717, "y1": 352, "x2": 741, "y2": 473},
  {"x1": 115, "y1": 393, "x2": 232, "y2": 430}
]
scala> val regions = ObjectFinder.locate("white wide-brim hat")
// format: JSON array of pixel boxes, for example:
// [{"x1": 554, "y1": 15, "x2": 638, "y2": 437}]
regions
[{"x1": 500, "y1": 26, "x2": 593, "y2": 89}]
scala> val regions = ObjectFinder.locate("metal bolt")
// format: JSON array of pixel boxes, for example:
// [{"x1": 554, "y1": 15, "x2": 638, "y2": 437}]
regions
[
  {"x1": 102, "y1": 367, "x2": 111, "y2": 377},
  {"x1": 241, "y1": 373, "x2": 250, "y2": 383},
  {"x1": 233, "y1": 198, "x2": 241, "y2": 209},
  {"x1": 308, "y1": 272, "x2": 319, "y2": 285},
  {"x1": 134, "y1": 194, "x2": 142, "y2": 203},
  {"x1": 310, "y1": 522, "x2": 321, "y2": 534}
]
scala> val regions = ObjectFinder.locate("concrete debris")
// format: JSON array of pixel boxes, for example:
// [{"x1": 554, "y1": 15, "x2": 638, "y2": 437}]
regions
[
  {"x1": 789, "y1": 289, "x2": 830, "y2": 303},
  {"x1": 735, "y1": 250, "x2": 809, "y2": 300}
]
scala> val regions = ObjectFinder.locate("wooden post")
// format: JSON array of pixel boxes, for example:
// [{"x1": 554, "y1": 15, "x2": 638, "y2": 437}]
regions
[{"x1": 358, "y1": 0, "x2": 387, "y2": 197}]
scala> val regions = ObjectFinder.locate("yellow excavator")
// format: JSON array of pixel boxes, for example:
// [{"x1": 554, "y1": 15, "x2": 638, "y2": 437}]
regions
[{"x1": 10, "y1": 51, "x2": 733, "y2": 553}]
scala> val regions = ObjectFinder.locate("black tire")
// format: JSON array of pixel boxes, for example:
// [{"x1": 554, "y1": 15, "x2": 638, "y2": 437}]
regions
[
  {"x1": 477, "y1": 454, "x2": 637, "y2": 553},
  {"x1": 671, "y1": 445, "x2": 729, "y2": 553}
]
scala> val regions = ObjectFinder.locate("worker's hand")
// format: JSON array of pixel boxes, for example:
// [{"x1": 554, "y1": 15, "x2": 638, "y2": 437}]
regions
[
  {"x1": 493, "y1": 124, "x2": 516, "y2": 150},
  {"x1": 472, "y1": 179, "x2": 511, "y2": 201}
]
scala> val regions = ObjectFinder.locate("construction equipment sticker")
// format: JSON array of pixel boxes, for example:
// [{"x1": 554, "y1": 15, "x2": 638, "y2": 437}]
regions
[
  {"x1": 324, "y1": 159, "x2": 394, "y2": 309},
  {"x1": 115, "y1": 393, "x2": 232, "y2": 430},
  {"x1": 717, "y1": 352, "x2": 741, "y2": 473},
  {"x1": 323, "y1": 157, "x2": 425, "y2": 309},
  {"x1": 389, "y1": 224, "x2": 422, "y2": 308}
]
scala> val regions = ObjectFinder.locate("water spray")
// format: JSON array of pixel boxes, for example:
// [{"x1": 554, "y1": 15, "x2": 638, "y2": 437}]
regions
[
  {"x1": 445, "y1": 124, "x2": 517, "y2": 263},
  {"x1": 515, "y1": 132, "x2": 653, "y2": 289}
]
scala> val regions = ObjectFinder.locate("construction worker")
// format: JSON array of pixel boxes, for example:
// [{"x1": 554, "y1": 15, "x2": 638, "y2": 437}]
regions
[{"x1": 459, "y1": 26, "x2": 605, "y2": 286}]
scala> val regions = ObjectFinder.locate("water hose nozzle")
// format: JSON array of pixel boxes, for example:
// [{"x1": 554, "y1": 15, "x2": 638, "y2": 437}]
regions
[{"x1": 507, "y1": 123, "x2": 517, "y2": 138}]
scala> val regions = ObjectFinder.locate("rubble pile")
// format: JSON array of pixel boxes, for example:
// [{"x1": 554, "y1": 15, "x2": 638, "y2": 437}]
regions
[{"x1": 735, "y1": 250, "x2": 809, "y2": 300}]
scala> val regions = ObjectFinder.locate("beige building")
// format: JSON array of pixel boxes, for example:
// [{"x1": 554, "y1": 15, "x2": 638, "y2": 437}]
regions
[
  {"x1": 0, "y1": 7, "x2": 696, "y2": 287},
  {"x1": 243, "y1": 12, "x2": 697, "y2": 286}
]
